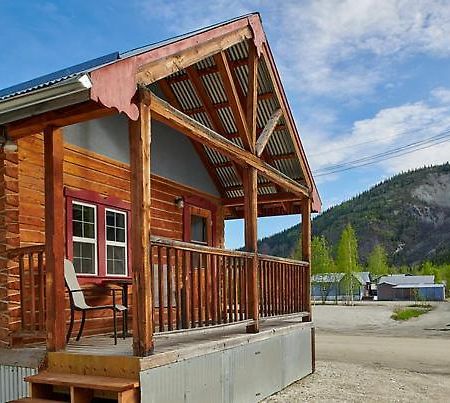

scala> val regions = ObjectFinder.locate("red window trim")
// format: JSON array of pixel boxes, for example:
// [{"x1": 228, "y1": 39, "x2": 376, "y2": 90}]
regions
[
  {"x1": 183, "y1": 195, "x2": 217, "y2": 246},
  {"x1": 65, "y1": 187, "x2": 132, "y2": 285}
]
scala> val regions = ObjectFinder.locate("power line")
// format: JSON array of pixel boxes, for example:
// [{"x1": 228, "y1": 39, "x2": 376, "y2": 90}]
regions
[
  {"x1": 313, "y1": 128, "x2": 450, "y2": 176},
  {"x1": 314, "y1": 136, "x2": 450, "y2": 177}
]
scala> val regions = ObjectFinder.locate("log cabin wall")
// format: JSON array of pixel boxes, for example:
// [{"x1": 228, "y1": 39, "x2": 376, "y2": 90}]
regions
[{"x1": 0, "y1": 114, "x2": 224, "y2": 344}]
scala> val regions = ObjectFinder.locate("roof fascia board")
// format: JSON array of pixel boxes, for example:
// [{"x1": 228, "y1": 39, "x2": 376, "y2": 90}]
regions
[
  {"x1": 89, "y1": 15, "x2": 262, "y2": 121},
  {"x1": 0, "y1": 75, "x2": 92, "y2": 125},
  {"x1": 261, "y1": 43, "x2": 322, "y2": 212}
]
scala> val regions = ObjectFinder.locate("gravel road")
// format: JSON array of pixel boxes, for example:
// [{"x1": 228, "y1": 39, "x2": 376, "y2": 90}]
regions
[{"x1": 264, "y1": 301, "x2": 450, "y2": 402}]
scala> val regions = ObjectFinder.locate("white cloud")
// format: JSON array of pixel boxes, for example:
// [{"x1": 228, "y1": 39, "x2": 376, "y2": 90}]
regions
[
  {"x1": 303, "y1": 87, "x2": 450, "y2": 177},
  {"x1": 274, "y1": 0, "x2": 450, "y2": 98}
]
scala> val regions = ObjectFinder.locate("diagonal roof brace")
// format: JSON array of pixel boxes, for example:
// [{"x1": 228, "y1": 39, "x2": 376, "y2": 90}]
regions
[{"x1": 145, "y1": 89, "x2": 310, "y2": 198}]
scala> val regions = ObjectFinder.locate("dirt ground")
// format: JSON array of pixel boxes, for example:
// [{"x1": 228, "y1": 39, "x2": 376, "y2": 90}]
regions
[{"x1": 265, "y1": 301, "x2": 450, "y2": 402}]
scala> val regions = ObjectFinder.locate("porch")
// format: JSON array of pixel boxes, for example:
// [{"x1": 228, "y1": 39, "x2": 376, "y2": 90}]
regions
[{"x1": 6, "y1": 236, "x2": 311, "y2": 345}]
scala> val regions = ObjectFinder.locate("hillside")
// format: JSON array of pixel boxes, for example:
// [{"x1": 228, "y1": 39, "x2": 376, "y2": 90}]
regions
[{"x1": 258, "y1": 163, "x2": 450, "y2": 266}]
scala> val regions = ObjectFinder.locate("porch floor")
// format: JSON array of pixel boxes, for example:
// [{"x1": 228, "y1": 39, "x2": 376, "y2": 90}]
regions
[{"x1": 64, "y1": 314, "x2": 309, "y2": 361}]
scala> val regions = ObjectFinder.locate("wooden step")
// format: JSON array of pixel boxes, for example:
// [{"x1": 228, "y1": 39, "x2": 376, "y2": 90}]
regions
[{"x1": 25, "y1": 371, "x2": 139, "y2": 393}]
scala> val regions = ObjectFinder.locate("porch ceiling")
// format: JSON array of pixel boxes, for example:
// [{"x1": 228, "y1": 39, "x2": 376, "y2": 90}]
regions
[{"x1": 156, "y1": 40, "x2": 307, "y2": 215}]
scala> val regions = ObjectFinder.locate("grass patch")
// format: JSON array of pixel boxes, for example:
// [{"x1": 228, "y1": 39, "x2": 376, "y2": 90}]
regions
[{"x1": 391, "y1": 306, "x2": 432, "y2": 321}]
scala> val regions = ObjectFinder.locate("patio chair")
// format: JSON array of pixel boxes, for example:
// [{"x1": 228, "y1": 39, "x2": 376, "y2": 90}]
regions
[{"x1": 64, "y1": 259, "x2": 126, "y2": 345}]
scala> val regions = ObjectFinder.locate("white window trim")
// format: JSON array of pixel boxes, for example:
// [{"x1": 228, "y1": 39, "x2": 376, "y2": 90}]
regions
[
  {"x1": 72, "y1": 201, "x2": 98, "y2": 276},
  {"x1": 105, "y1": 208, "x2": 128, "y2": 277}
]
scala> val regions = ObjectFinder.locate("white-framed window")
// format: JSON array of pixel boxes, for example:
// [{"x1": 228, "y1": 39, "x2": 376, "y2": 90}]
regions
[
  {"x1": 72, "y1": 201, "x2": 98, "y2": 275},
  {"x1": 105, "y1": 208, "x2": 128, "y2": 276}
]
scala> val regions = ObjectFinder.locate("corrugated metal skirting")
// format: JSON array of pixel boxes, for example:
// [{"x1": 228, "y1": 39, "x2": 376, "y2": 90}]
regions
[
  {"x1": 0, "y1": 365, "x2": 36, "y2": 403},
  {"x1": 140, "y1": 325, "x2": 313, "y2": 403}
]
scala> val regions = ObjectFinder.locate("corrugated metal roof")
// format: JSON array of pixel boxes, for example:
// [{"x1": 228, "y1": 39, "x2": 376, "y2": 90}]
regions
[
  {"x1": 0, "y1": 52, "x2": 119, "y2": 101},
  {"x1": 378, "y1": 275, "x2": 435, "y2": 285},
  {"x1": 0, "y1": 12, "x2": 309, "y2": 210}
]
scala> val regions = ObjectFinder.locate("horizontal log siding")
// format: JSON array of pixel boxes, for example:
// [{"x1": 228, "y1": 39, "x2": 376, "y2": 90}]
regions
[{"x1": 10, "y1": 133, "x2": 223, "y2": 341}]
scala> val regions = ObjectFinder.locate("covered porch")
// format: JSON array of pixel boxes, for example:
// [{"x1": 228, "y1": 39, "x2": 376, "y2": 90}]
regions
[{"x1": 0, "y1": 13, "x2": 320, "y2": 402}]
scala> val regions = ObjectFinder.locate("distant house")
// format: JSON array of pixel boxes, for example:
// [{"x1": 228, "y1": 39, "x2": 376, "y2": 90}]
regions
[
  {"x1": 377, "y1": 275, "x2": 445, "y2": 301},
  {"x1": 312, "y1": 272, "x2": 371, "y2": 302}
]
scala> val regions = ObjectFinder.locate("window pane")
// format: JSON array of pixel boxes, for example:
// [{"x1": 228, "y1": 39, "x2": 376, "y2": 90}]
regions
[
  {"x1": 106, "y1": 211, "x2": 115, "y2": 226},
  {"x1": 73, "y1": 221, "x2": 82, "y2": 237},
  {"x1": 116, "y1": 228, "x2": 125, "y2": 243},
  {"x1": 73, "y1": 204, "x2": 82, "y2": 221},
  {"x1": 116, "y1": 213, "x2": 125, "y2": 228},
  {"x1": 106, "y1": 226, "x2": 115, "y2": 241},
  {"x1": 83, "y1": 205, "x2": 95, "y2": 223},
  {"x1": 114, "y1": 259, "x2": 125, "y2": 275},
  {"x1": 107, "y1": 245, "x2": 114, "y2": 259},
  {"x1": 73, "y1": 242, "x2": 95, "y2": 274},
  {"x1": 191, "y1": 215, "x2": 207, "y2": 243},
  {"x1": 84, "y1": 223, "x2": 95, "y2": 239},
  {"x1": 114, "y1": 245, "x2": 125, "y2": 260}
]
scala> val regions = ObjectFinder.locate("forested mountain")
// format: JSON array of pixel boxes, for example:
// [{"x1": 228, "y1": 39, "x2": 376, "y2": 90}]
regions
[{"x1": 258, "y1": 163, "x2": 450, "y2": 266}]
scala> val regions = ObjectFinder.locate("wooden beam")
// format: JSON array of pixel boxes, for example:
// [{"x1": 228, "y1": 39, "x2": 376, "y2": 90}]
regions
[
  {"x1": 243, "y1": 167, "x2": 259, "y2": 333},
  {"x1": 223, "y1": 192, "x2": 303, "y2": 207},
  {"x1": 44, "y1": 127, "x2": 65, "y2": 352},
  {"x1": 148, "y1": 91, "x2": 309, "y2": 198},
  {"x1": 301, "y1": 198, "x2": 312, "y2": 322},
  {"x1": 255, "y1": 109, "x2": 282, "y2": 157},
  {"x1": 246, "y1": 42, "x2": 259, "y2": 148},
  {"x1": 129, "y1": 94, "x2": 154, "y2": 356},
  {"x1": 7, "y1": 101, "x2": 114, "y2": 139},
  {"x1": 158, "y1": 79, "x2": 227, "y2": 197},
  {"x1": 136, "y1": 27, "x2": 252, "y2": 86},
  {"x1": 214, "y1": 52, "x2": 252, "y2": 151},
  {"x1": 185, "y1": 65, "x2": 244, "y2": 183}
]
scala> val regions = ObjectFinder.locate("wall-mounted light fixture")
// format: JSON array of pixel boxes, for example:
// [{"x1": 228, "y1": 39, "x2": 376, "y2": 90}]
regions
[
  {"x1": 175, "y1": 197, "x2": 184, "y2": 209},
  {"x1": 0, "y1": 127, "x2": 18, "y2": 153}
]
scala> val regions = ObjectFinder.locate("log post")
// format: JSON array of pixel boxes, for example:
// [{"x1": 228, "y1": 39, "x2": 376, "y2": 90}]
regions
[
  {"x1": 243, "y1": 167, "x2": 259, "y2": 333},
  {"x1": 44, "y1": 127, "x2": 66, "y2": 352},
  {"x1": 301, "y1": 198, "x2": 312, "y2": 321},
  {"x1": 129, "y1": 95, "x2": 154, "y2": 356}
]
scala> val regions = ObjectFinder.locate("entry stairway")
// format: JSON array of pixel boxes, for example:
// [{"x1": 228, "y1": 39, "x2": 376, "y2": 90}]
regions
[{"x1": 10, "y1": 371, "x2": 140, "y2": 403}]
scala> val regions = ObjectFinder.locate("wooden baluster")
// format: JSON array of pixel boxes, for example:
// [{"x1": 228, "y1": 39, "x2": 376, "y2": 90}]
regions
[
  {"x1": 217, "y1": 255, "x2": 223, "y2": 325},
  {"x1": 198, "y1": 253, "x2": 203, "y2": 327},
  {"x1": 38, "y1": 252, "x2": 45, "y2": 330},
  {"x1": 244, "y1": 258, "x2": 249, "y2": 319},
  {"x1": 239, "y1": 258, "x2": 245, "y2": 321},
  {"x1": 175, "y1": 249, "x2": 181, "y2": 330},
  {"x1": 18, "y1": 255, "x2": 26, "y2": 330},
  {"x1": 28, "y1": 253, "x2": 36, "y2": 331},
  {"x1": 190, "y1": 251, "x2": 196, "y2": 328},
  {"x1": 233, "y1": 257, "x2": 238, "y2": 321},
  {"x1": 212, "y1": 254, "x2": 218, "y2": 325},
  {"x1": 205, "y1": 253, "x2": 210, "y2": 326},
  {"x1": 167, "y1": 247, "x2": 173, "y2": 331},
  {"x1": 182, "y1": 250, "x2": 190, "y2": 329},
  {"x1": 158, "y1": 246, "x2": 164, "y2": 332},
  {"x1": 223, "y1": 256, "x2": 229, "y2": 324}
]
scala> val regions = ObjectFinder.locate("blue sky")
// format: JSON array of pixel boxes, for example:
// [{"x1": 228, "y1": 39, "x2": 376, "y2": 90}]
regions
[{"x1": 2, "y1": 1, "x2": 450, "y2": 249}]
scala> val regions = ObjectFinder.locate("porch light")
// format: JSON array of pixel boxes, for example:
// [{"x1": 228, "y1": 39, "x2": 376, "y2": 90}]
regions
[
  {"x1": 175, "y1": 197, "x2": 184, "y2": 209},
  {"x1": 0, "y1": 128, "x2": 18, "y2": 153}
]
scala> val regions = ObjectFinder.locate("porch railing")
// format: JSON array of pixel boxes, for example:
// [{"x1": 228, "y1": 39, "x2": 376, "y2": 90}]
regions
[
  {"x1": 6, "y1": 245, "x2": 46, "y2": 336},
  {"x1": 150, "y1": 236, "x2": 253, "y2": 332},
  {"x1": 4, "y1": 239, "x2": 310, "y2": 342},
  {"x1": 258, "y1": 254, "x2": 309, "y2": 318}
]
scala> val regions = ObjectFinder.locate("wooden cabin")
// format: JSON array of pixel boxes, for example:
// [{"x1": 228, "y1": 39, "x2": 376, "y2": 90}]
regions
[{"x1": 0, "y1": 13, "x2": 321, "y2": 403}]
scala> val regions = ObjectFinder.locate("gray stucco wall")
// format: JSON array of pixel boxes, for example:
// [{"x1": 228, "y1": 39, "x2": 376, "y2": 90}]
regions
[{"x1": 64, "y1": 114, "x2": 219, "y2": 196}]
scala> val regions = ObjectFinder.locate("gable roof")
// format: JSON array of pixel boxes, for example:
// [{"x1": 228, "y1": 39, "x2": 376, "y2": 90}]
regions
[
  {"x1": 0, "y1": 13, "x2": 320, "y2": 213},
  {"x1": 378, "y1": 274, "x2": 435, "y2": 286}
]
